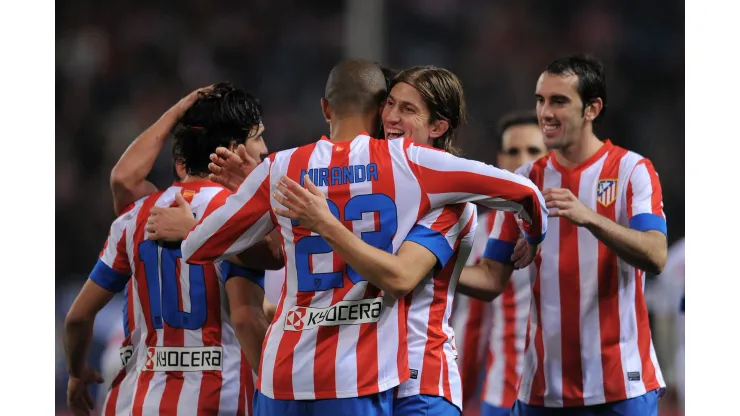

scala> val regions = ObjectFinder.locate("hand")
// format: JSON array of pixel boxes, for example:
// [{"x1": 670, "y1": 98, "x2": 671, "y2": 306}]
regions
[
  {"x1": 209, "y1": 145, "x2": 259, "y2": 191},
  {"x1": 543, "y1": 187, "x2": 596, "y2": 227},
  {"x1": 174, "y1": 85, "x2": 214, "y2": 117},
  {"x1": 272, "y1": 175, "x2": 337, "y2": 233},
  {"x1": 67, "y1": 366, "x2": 104, "y2": 416},
  {"x1": 510, "y1": 237, "x2": 539, "y2": 269},
  {"x1": 146, "y1": 192, "x2": 197, "y2": 241}
]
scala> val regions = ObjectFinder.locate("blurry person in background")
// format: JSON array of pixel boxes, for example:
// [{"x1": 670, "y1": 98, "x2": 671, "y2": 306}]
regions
[
  {"x1": 646, "y1": 238, "x2": 685, "y2": 414},
  {"x1": 451, "y1": 110, "x2": 546, "y2": 416}
]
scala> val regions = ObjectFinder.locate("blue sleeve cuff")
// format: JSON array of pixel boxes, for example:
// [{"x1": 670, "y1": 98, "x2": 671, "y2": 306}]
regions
[
  {"x1": 404, "y1": 224, "x2": 455, "y2": 269},
  {"x1": 629, "y1": 213, "x2": 667, "y2": 236},
  {"x1": 525, "y1": 231, "x2": 546, "y2": 245},
  {"x1": 482, "y1": 239, "x2": 516, "y2": 264},
  {"x1": 89, "y1": 259, "x2": 130, "y2": 293},
  {"x1": 222, "y1": 261, "x2": 265, "y2": 289}
]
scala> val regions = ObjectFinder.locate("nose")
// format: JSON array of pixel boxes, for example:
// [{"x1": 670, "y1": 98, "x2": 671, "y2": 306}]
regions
[
  {"x1": 257, "y1": 137, "x2": 268, "y2": 157},
  {"x1": 383, "y1": 105, "x2": 400, "y2": 125},
  {"x1": 539, "y1": 103, "x2": 554, "y2": 121}
]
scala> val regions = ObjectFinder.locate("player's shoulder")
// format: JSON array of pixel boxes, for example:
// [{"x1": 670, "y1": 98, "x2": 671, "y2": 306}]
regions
[
  {"x1": 164, "y1": 182, "x2": 231, "y2": 211},
  {"x1": 516, "y1": 154, "x2": 549, "y2": 177},
  {"x1": 606, "y1": 141, "x2": 652, "y2": 168},
  {"x1": 111, "y1": 197, "x2": 147, "y2": 230}
]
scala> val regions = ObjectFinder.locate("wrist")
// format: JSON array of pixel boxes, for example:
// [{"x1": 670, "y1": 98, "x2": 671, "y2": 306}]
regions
[
  {"x1": 582, "y1": 210, "x2": 601, "y2": 229},
  {"x1": 315, "y1": 216, "x2": 343, "y2": 239}
]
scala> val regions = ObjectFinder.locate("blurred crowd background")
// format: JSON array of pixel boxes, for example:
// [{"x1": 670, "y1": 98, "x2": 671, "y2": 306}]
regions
[{"x1": 55, "y1": 0, "x2": 684, "y2": 414}]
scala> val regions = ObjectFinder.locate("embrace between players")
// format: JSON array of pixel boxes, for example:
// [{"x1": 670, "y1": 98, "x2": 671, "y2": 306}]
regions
[{"x1": 64, "y1": 55, "x2": 668, "y2": 416}]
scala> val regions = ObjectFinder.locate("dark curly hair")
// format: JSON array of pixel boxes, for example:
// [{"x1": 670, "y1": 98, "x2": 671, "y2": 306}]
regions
[{"x1": 172, "y1": 82, "x2": 263, "y2": 177}]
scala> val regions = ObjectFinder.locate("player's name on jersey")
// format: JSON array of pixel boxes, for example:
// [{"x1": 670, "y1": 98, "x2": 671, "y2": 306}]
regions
[
  {"x1": 299, "y1": 163, "x2": 379, "y2": 187},
  {"x1": 284, "y1": 297, "x2": 383, "y2": 331},
  {"x1": 143, "y1": 346, "x2": 223, "y2": 372}
]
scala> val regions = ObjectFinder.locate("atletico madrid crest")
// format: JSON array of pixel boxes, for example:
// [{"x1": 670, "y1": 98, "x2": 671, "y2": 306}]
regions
[{"x1": 596, "y1": 179, "x2": 618, "y2": 207}]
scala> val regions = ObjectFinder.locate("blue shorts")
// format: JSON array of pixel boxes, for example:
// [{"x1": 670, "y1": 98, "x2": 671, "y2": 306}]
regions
[
  {"x1": 394, "y1": 394, "x2": 461, "y2": 415},
  {"x1": 511, "y1": 389, "x2": 662, "y2": 416},
  {"x1": 481, "y1": 401, "x2": 513, "y2": 416},
  {"x1": 253, "y1": 389, "x2": 394, "y2": 416}
]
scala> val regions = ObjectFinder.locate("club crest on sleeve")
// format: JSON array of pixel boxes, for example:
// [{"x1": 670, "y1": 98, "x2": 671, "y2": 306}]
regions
[{"x1": 596, "y1": 179, "x2": 618, "y2": 207}]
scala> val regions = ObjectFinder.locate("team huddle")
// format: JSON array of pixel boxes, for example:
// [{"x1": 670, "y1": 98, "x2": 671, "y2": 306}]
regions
[{"x1": 63, "y1": 54, "x2": 668, "y2": 416}]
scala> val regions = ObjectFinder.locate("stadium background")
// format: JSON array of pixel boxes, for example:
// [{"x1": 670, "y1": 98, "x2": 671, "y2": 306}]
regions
[{"x1": 55, "y1": 0, "x2": 684, "y2": 414}]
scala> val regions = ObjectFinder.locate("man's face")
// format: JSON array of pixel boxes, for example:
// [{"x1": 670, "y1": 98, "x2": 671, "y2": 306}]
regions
[
  {"x1": 382, "y1": 82, "x2": 436, "y2": 145},
  {"x1": 497, "y1": 124, "x2": 547, "y2": 172},
  {"x1": 534, "y1": 72, "x2": 585, "y2": 150},
  {"x1": 243, "y1": 122, "x2": 268, "y2": 161}
]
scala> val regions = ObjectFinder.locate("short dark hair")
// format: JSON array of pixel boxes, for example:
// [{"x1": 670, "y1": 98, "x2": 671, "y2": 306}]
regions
[
  {"x1": 496, "y1": 110, "x2": 539, "y2": 150},
  {"x1": 545, "y1": 54, "x2": 607, "y2": 121},
  {"x1": 172, "y1": 82, "x2": 262, "y2": 177},
  {"x1": 324, "y1": 59, "x2": 388, "y2": 118},
  {"x1": 390, "y1": 66, "x2": 467, "y2": 155}
]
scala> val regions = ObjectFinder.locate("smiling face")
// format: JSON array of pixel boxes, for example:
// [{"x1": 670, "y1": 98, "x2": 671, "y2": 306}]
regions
[
  {"x1": 534, "y1": 72, "x2": 586, "y2": 150},
  {"x1": 381, "y1": 82, "x2": 438, "y2": 145}
]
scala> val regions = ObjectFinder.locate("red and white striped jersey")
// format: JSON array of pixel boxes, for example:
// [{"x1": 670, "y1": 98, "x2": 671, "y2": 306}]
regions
[
  {"x1": 181, "y1": 134, "x2": 548, "y2": 400},
  {"x1": 396, "y1": 202, "x2": 477, "y2": 411},
  {"x1": 90, "y1": 181, "x2": 257, "y2": 416},
  {"x1": 494, "y1": 140, "x2": 667, "y2": 407},
  {"x1": 452, "y1": 210, "x2": 532, "y2": 410}
]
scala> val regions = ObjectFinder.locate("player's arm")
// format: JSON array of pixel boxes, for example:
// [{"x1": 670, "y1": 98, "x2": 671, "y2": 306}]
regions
[
  {"x1": 405, "y1": 142, "x2": 548, "y2": 248},
  {"x1": 110, "y1": 87, "x2": 210, "y2": 215},
  {"x1": 65, "y1": 214, "x2": 132, "y2": 415},
  {"x1": 273, "y1": 175, "x2": 448, "y2": 299},
  {"x1": 182, "y1": 157, "x2": 275, "y2": 264},
  {"x1": 146, "y1": 192, "x2": 284, "y2": 269},
  {"x1": 456, "y1": 211, "x2": 523, "y2": 301},
  {"x1": 544, "y1": 159, "x2": 668, "y2": 274},
  {"x1": 221, "y1": 263, "x2": 269, "y2": 370}
]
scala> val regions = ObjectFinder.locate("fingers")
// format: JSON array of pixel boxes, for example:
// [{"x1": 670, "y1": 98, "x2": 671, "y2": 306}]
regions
[
  {"x1": 272, "y1": 188, "x2": 299, "y2": 212},
  {"x1": 303, "y1": 175, "x2": 322, "y2": 195},
  {"x1": 273, "y1": 207, "x2": 299, "y2": 220},
  {"x1": 236, "y1": 144, "x2": 257, "y2": 166},
  {"x1": 215, "y1": 146, "x2": 237, "y2": 162},
  {"x1": 83, "y1": 389, "x2": 94, "y2": 410},
  {"x1": 174, "y1": 192, "x2": 187, "y2": 207},
  {"x1": 276, "y1": 180, "x2": 307, "y2": 203},
  {"x1": 209, "y1": 156, "x2": 225, "y2": 172},
  {"x1": 546, "y1": 200, "x2": 568, "y2": 210},
  {"x1": 280, "y1": 176, "x2": 309, "y2": 197}
]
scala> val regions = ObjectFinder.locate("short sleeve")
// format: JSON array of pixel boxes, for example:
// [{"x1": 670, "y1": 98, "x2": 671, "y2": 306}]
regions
[
  {"x1": 482, "y1": 211, "x2": 521, "y2": 264},
  {"x1": 90, "y1": 215, "x2": 132, "y2": 293},
  {"x1": 220, "y1": 261, "x2": 266, "y2": 289},
  {"x1": 405, "y1": 203, "x2": 476, "y2": 269},
  {"x1": 626, "y1": 159, "x2": 667, "y2": 236}
]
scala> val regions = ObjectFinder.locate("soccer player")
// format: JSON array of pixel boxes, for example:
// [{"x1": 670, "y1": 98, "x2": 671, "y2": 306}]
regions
[
  {"x1": 180, "y1": 59, "x2": 548, "y2": 416},
  {"x1": 451, "y1": 111, "x2": 546, "y2": 416},
  {"x1": 475, "y1": 55, "x2": 668, "y2": 415},
  {"x1": 272, "y1": 65, "x2": 480, "y2": 416},
  {"x1": 64, "y1": 84, "x2": 268, "y2": 416}
]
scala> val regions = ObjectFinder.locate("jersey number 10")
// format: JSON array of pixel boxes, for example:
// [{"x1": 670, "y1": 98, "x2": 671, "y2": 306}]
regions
[{"x1": 138, "y1": 240, "x2": 208, "y2": 330}]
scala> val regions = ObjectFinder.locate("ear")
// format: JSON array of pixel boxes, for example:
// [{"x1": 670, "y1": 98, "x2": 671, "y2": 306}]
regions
[
  {"x1": 228, "y1": 140, "x2": 238, "y2": 152},
  {"x1": 428, "y1": 119, "x2": 450, "y2": 139},
  {"x1": 584, "y1": 97, "x2": 604, "y2": 122},
  {"x1": 320, "y1": 98, "x2": 331, "y2": 124},
  {"x1": 496, "y1": 153, "x2": 505, "y2": 168}
]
